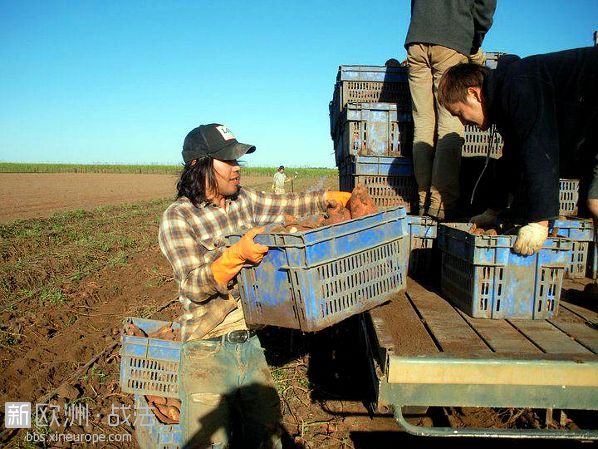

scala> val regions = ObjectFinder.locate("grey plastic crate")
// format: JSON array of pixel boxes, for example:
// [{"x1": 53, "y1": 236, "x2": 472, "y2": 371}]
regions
[
  {"x1": 333, "y1": 103, "x2": 413, "y2": 159},
  {"x1": 553, "y1": 218, "x2": 593, "y2": 279},
  {"x1": 559, "y1": 178, "x2": 579, "y2": 217},
  {"x1": 407, "y1": 216, "x2": 437, "y2": 277},
  {"x1": 462, "y1": 124, "x2": 503, "y2": 158},
  {"x1": 329, "y1": 65, "x2": 411, "y2": 138}
]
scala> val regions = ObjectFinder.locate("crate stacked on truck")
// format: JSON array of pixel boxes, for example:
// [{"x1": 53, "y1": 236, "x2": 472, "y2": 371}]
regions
[
  {"x1": 329, "y1": 54, "x2": 511, "y2": 212},
  {"x1": 329, "y1": 64, "x2": 418, "y2": 211}
]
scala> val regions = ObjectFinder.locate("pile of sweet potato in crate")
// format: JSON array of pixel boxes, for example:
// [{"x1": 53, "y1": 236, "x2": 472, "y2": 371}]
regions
[{"x1": 272, "y1": 184, "x2": 379, "y2": 232}]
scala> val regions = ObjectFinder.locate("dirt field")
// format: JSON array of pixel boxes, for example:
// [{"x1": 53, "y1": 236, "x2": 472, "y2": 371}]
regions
[{"x1": 0, "y1": 173, "x2": 594, "y2": 448}]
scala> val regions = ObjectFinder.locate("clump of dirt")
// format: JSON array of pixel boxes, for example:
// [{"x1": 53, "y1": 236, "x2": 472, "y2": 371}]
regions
[{"x1": 447, "y1": 407, "x2": 545, "y2": 429}]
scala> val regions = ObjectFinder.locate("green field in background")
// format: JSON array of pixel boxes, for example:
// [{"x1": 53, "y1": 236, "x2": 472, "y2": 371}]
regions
[{"x1": 0, "y1": 162, "x2": 336, "y2": 177}]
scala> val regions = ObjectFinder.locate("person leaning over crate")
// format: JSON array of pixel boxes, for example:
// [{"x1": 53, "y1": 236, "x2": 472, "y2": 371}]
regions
[
  {"x1": 437, "y1": 47, "x2": 598, "y2": 255},
  {"x1": 404, "y1": 0, "x2": 496, "y2": 220},
  {"x1": 158, "y1": 123, "x2": 350, "y2": 448}
]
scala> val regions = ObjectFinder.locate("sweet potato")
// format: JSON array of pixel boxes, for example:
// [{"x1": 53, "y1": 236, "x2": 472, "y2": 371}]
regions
[
  {"x1": 347, "y1": 184, "x2": 377, "y2": 218},
  {"x1": 148, "y1": 325, "x2": 177, "y2": 340},
  {"x1": 283, "y1": 214, "x2": 297, "y2": 225},
  {"x1": 146, "y1": 395, "x2": 167, "y2": 406},
  {"x1": 323, "y1": 200, "x2": 352, "y2": 226},
  {"x1": 152, "y1": 404, "x2": 179, "y2": 424},
  {"x1": 124, "y1": 323, "x2": 147, "y2": 337}
]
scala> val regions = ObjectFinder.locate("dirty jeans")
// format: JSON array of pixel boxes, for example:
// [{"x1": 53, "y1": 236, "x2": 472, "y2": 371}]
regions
[
  {"x1": 407, "y1": 44, "x2": 467, "y2": 218},
  {"x1": 179, "y1": 335, "x2": 283, "y2": 449}
]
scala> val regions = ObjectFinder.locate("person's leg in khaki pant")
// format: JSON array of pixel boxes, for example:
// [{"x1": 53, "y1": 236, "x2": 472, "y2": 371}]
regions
[
  {"x1": 429, "y1": 46, "x2": 467, "y2": 219},
  {"x1": 407, "y1": 44, "x2": 436, "y2": 215}
]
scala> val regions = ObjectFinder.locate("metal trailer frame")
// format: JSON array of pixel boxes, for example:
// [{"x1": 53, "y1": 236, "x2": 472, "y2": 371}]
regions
[{"x1": 362, "y1": 278, "x2": 598, "y2": 440}]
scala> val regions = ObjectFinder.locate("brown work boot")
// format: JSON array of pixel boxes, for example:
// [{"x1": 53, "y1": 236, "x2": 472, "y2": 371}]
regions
[{"x1": 428, "y1": 191, "x2": 445, "y2": 220}]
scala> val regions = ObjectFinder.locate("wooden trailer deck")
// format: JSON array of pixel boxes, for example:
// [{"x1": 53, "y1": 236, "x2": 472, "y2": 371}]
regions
[{"x1": 362, "y1": 278, "x2": 598, "y2": 439}]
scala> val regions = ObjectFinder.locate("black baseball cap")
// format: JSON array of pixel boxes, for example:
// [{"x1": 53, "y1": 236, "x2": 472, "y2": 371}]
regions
[{"x1": 182, "y1": 123, "x2": 256, "y2": 163}]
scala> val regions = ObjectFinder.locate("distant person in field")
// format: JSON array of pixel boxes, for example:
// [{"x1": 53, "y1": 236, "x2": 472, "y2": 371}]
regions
[
  {"x1": 271, "y1": 165, "x2": 295, "y2": 194},
  {"x1": 405, "y1": 0, "x2": 496, "y2": 220},
  {"x1": 438, "y1": 47, "x2": 598, "y2": 255},
  {"x1": 158, "y1": 123, "x2": 351, "y2": 448}
]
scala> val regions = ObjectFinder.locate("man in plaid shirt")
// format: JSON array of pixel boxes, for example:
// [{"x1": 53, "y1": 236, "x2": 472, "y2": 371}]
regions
[{"x1": 159, "y1": 123, "x2": 350, "y2": 448}]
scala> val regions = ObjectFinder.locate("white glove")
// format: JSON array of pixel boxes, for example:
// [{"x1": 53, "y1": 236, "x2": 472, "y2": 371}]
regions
[
  {"x1": 469, "y1": 209, "x2": 499, "y2": 227},
  {"x1": 513, "y1": 223, "x2": 549, "y2": 256}
]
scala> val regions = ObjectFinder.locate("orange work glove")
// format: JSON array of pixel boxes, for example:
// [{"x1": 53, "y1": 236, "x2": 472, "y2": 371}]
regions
[
  {"x1": 324, "y1": 191, "x2": 352, "y2": 208},
  {"x1": 211, "y1": 227, "x2": 269, "y2": 286}
]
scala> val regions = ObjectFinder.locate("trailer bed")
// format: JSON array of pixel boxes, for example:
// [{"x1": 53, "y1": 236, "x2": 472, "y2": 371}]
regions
[{"x1": 363, "y1": 277, "x2": 598, "y2": 439}]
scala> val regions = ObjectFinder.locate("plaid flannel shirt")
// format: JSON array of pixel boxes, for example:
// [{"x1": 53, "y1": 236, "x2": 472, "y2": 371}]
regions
[{"x1": 158, "y1": 187, "x2": 327, "y2": 342}]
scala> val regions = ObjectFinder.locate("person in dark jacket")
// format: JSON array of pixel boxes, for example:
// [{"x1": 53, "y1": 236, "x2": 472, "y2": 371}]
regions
[
  {"x1": 405, "y1": 0, "x2": 496, "y2": 220},
  {"x1": 438, "y1": 47, "x2": 598, "y2": 255}
]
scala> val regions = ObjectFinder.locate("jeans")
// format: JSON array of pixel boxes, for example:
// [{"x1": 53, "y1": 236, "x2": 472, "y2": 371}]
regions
[
  {"x1": 407, "y1": 43, "x2": 467, "y2": 218},
  {"x1": 179, "y1": 335, "x2": 283, "y2": 449}
]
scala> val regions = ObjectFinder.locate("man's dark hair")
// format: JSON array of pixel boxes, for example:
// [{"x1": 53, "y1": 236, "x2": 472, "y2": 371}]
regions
[
  {"x1": 176, "y1": 157, "x2": 218, "y2": 207},
  {"x1": 438, "y1": 63, "x2": 490, "y2": 107}
]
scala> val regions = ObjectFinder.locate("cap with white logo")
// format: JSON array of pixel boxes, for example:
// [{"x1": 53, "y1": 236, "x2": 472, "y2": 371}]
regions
[{"x1": 182, "y1": 123, "x2": 256, "y2": 164}]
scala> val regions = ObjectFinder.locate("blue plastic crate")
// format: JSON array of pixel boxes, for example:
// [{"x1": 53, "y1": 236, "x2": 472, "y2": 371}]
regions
[
  {"x1": 438, "y1": 223, "x2": 572, "y2": 319},
  {"x1": 120, "y1": 318, "x2": 181, "y2": 399},
  {"x1": 228, "y1": 207, "x2": 408, "y2": 332},
  {"x1": 552, "y1": 218, "x2": 593, "y2": 279},
  {"x1": 407, "y1": 215, "x2": 437, "y2": 277},
  {"x1": 332, "y1": 103, "x2": 413, "y2": 158},
  {"x1": 553, "y1": 218, "x2": 593, "y2": 241},
  {"x1": 329, "y1": 65, "x2": 411, "y2": 138},
  {"x1": 134, "y1": 394, "x2": 182, "y2": 449}
]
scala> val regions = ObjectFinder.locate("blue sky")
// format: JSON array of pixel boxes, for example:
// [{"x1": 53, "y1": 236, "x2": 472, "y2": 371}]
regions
[{"x1": 1, "y1": 0, "x2": 596, "y2": 168}]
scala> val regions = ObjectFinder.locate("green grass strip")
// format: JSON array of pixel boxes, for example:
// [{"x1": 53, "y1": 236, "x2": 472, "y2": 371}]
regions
[{"x1": 0, "y1": 162, "x2": 336, "y2": 177}]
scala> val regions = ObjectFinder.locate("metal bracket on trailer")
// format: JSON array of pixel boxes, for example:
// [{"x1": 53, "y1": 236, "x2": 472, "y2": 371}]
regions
[{"x1": 393, "y1": 405, "x2": 598, "y2": 440}]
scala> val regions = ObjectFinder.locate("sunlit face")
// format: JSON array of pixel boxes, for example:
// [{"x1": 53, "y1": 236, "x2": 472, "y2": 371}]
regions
[
  {"x1": 445, "y1": 87, "x2": 490, "y2": 130},
  {"x1": 211, "y1": 159, "x2": 241, "y2": 198}
]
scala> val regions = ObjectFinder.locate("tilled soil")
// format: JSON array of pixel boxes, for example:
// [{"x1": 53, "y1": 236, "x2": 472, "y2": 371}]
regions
[{"x1": 0, "y1": 174, "x2": 595, "y2": 448}]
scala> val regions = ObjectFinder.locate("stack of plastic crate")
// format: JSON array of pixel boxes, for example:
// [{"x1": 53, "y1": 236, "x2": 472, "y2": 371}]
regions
[
  {"x1": 329, "y1": 65, "x2": 417, "y2": 211},
  {"x1": 553, "y1": 218, "x2": 594, "y2": 279},
  {"x1": 554, "y1": 179, "x2": 593, "y2": 279},
  {"x1": 406, "y1": 215, "x2": 438, "y2": 279},
  {"x1": 461, "y1": 52, "x2": 505, "y2": 158}
]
